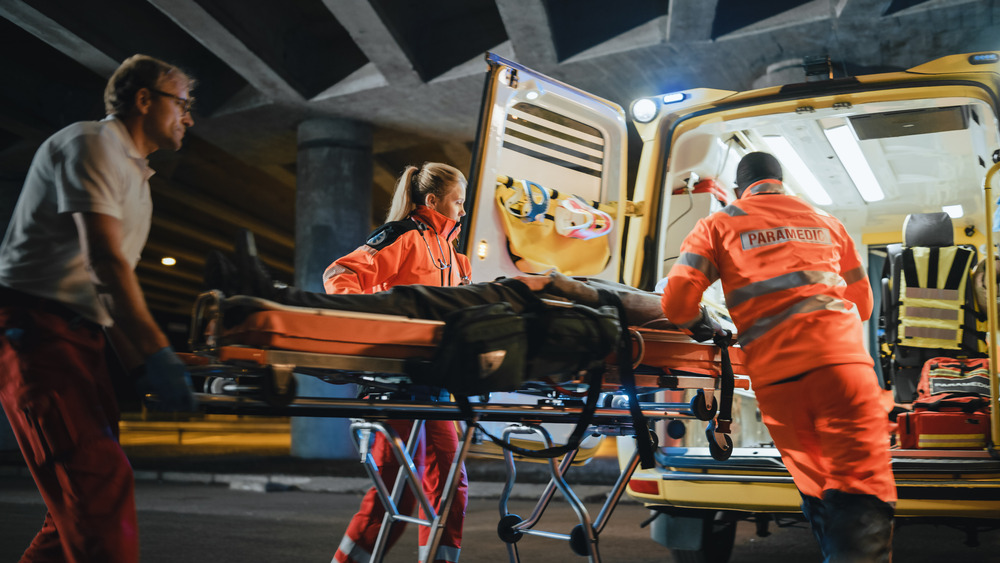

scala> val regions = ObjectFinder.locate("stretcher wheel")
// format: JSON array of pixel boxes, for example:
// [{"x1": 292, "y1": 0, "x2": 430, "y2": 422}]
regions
[
  {"x1": 666, "y1": 420, "x2": 686, "y2": 440},
  {"x1": 569, "y1": 523, "x2": 595, "y2": 556},
  {"x1": 497, "y1": 514, "x2": 524, "y2": 543},
  {"x1": 690, "y1": 391, "x2": 717, "y2": 421},
  {"x1": 705, "y1": 422, "x2": 733, "y2": 462}
]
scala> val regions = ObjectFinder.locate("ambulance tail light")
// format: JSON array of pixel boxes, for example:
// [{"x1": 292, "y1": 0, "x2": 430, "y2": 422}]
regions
[{"x1": 628, "y1": 478, "x2": 660, "y2": 495}]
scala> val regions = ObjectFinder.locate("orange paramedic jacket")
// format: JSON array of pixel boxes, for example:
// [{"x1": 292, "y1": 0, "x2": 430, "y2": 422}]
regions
[
  {"x1": 323, "y1": 205, "x2": 471, "y2": 294},
  {"x1": 660, "y1": 180, "x2": 874, "y2": 387}
]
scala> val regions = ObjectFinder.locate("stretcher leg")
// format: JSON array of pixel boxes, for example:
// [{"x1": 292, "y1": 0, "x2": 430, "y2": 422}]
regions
[
  {"x1": 423, "y1": 422, "x2": 476, "y2": 563},
  {"x1": 495, "y1": 426, "x2": 645, "y2": 563},
  {"x1": 351, "y1": 420, "x2": 437, "y2": 562},
  {"x1": 349, "y1": 418, "x2": 477, "y2": 563},
  {"x1": 496, "y1": 425, "x2": 604, "y2": 563}
]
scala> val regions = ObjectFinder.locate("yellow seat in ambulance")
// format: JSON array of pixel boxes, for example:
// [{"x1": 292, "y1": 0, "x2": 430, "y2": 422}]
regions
[{"x1": 880, "y1": 212, "x2": 983, "y2": 403}]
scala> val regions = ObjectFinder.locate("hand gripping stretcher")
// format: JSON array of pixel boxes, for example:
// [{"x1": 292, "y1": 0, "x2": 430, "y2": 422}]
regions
[{"x1": 183, "y1": 290, "x2": 749, "y2": 563}]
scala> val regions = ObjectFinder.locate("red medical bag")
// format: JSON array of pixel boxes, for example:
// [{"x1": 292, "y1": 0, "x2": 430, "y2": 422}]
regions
[{"x1": 896, "y1": 357, "x2": 992, "y2": 449}]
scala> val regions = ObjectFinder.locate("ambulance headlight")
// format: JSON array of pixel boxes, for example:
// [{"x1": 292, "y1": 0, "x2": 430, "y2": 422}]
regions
[{"x1": 632, "y1": 99, "x2": 658, "y2": 123}]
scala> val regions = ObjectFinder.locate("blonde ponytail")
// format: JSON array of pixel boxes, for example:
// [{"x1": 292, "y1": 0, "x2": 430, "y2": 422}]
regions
[
  {"x1": 384, "y1": 166, "x2": 420, "y2": 223},
  {"x1": 383, "y1": 162, "x2": 467, "y2": 224}
]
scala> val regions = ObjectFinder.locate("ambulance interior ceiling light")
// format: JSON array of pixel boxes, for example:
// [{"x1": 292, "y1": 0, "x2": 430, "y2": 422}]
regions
[
  {"x1": 760, "y1": 135, "x2": 833, "y2": 205},
  {"x1": 526, "y1": 90, "x2": 539, "y2": 100},
  {"x1": 942, "y1": 204, "x2": 963, "y2": 219},
  {"x1": 823, "y1": 125, "x2": 885, "y2": 202},
  {"x1": 632, "y1": 98, "x2": 658, "y2": 123}
]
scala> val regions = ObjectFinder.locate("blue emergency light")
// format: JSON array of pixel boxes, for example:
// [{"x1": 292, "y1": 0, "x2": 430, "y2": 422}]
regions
[
  {"x1": 662, "y1": 92, "x2": 686, "y2": 104},
  {"x1": 968, "y1": 53, "x2": 999, "y2": 65}
]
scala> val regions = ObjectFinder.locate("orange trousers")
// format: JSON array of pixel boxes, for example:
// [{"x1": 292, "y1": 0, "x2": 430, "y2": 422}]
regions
[{"x1": 754, "y1": 363, "x2": 897, "y2": 504}]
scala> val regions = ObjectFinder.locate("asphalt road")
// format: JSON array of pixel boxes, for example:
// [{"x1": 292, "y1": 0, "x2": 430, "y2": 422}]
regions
[{"x1": 2, "y1": 476, "x2": 999, "y2": 562}]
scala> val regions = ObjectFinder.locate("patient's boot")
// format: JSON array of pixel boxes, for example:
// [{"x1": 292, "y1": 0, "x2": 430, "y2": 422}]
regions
[
  {"x1": 204, "y1": 250, "x2": 240, "y2": 296},
  {"x1": 820, "y1": 490, "x2": 894, "y2": 563},
  {"x1": 234, "y1": 229, "x2": 277, "y2": 299}
]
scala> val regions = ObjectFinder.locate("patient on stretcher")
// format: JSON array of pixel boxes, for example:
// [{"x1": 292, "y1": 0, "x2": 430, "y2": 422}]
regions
[{"x1": 205, "y1": 233, "x2": 671, "y2": 329}]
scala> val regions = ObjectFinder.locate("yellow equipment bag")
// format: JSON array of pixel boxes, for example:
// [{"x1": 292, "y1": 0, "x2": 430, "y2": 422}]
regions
[{"x1": 494, "y1": 175, "x2": 613, "y2": 276}]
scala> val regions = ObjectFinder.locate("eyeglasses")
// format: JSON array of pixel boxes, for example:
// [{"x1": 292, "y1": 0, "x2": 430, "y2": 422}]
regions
[{"x1": 150, "y1": 88, "x2": 195, "y2": 114}]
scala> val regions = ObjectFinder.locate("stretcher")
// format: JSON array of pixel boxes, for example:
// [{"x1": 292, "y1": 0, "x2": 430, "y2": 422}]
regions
[{"x1": 184, "y1": 290, "x2": 749, "y2": 563}]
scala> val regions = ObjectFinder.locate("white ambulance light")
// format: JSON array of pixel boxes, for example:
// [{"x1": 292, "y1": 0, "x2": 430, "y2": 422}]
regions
[
  {"x1": 662, "y1": 92, "x2": 686, "y2": 104},
  {"x1": 943, "y1": 204, "x2": 963, "y2": 219},
  {"x1": 525, "y1": 90, "x2": 539, "y2": 101},
  {"x1": 760, "y1": 135, "x2": 833, "y2": 206},
  {"x1": 632, "y1": 99, "x2": 658, "y2": 123},
  {"x1": 477, "y1": 240, "x2": 488, "y2": 260},
  {"x1": 823, "y1": 125, "x2": 885, "y2": 202},
  {"x1": 161, "y1": 257, "x2": 176, "y2": 266}
]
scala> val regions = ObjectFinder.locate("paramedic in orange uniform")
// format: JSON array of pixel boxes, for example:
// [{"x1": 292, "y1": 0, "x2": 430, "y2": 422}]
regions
[
  {"x1": 325, "y1": 162, "x2": 470, "y2": 563},
  {"x1": 660, "y1": 152, "x2": 896, "y2": 562}
]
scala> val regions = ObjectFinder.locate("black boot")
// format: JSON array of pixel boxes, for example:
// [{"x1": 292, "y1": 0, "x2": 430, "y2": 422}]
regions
[
  {"x1": 821, "y1": 490, "x2": 894, "y2": 563},
  {"x1": 233, "y1": 229, "x2": 276, "y2": 300},
  {"x1": 204, "y1": 250, "x2": 240, "y2": 296}
]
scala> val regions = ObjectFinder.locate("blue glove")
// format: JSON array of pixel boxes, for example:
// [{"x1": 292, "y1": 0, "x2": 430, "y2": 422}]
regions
[{"x1": 137, "y1": 346, "x2": 198, "y2": 412}]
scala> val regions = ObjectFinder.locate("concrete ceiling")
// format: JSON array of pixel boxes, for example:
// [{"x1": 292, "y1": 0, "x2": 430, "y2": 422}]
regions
[{"x1": 1, "y1": 0, "x2": 999, "y2": 322}]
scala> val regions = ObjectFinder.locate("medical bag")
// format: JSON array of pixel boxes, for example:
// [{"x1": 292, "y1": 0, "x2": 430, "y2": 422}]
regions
[{"x1": 896, "y1": 357, "x2": 991, "y2": 449}]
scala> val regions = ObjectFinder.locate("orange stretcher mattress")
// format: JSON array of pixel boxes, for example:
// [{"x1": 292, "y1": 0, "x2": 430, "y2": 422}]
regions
[
  {"x1": 221, "y1": 307, "x2": 443, "y2": 360},
  {"x1": 212, "y1": 300, "x2": 747, "y2": 379}
]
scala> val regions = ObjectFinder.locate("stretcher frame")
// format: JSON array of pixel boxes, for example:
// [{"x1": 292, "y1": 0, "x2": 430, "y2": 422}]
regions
[{"x1": 186, "y1": 291, "x2": 749, "y2": 562}]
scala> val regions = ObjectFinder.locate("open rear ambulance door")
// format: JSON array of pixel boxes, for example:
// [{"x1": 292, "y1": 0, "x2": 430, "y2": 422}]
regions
[{"x1": 464, "y1": 53, "x2": 629, "y2": 283}]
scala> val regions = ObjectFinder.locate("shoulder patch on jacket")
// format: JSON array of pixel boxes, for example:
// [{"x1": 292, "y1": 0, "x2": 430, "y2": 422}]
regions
[{"x1": 365, "y1": 220, "x2": 418, "y2": 251}]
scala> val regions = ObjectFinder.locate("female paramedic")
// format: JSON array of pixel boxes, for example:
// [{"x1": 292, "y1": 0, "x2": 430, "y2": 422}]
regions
[{"x1": 324, "y1": 162, "x2": 470, "y2": 563}]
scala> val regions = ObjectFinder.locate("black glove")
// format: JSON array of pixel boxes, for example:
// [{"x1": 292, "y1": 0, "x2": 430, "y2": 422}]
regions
[
  {"x1": 687, "y1": 306, "x2": 722, "y2": 342},
  {"x1": 136, "y1": 346, "x2": 198, "y2": 412}
]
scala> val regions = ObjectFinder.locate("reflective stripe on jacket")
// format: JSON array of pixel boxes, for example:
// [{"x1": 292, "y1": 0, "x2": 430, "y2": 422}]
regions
[
  {"x1": 323, "y1": 205, "x2": 471, "y2": 295},
  {"x1": 660, "y1": 180, "x2": 874, "y2": 386}
]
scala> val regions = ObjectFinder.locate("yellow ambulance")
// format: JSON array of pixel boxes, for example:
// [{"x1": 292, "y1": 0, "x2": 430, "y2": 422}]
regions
[{"x1": 466, "y1": 51, "x2": 1000, "y2": 562}]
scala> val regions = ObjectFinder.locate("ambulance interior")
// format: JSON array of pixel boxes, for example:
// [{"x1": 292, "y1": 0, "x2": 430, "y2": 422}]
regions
[{"x1": 658, "y1": 95, "x2": 1000, "y2": 448}]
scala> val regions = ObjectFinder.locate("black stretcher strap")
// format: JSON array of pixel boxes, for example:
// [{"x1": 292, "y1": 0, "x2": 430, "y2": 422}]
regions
[
  {"x1": 598, "y1": 289, "x2": 655, "y2": 469},
  {"x1": 455, "y1": 366, "x2": 605, "y2": 459},
  {"x1": 713, "y1": 330, "x2": 735, "y2": 434}
]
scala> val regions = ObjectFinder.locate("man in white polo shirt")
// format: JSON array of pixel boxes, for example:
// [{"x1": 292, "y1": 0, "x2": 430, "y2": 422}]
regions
[{"x1": 0, "y1": 54, "x2": 196, "y2": 562}]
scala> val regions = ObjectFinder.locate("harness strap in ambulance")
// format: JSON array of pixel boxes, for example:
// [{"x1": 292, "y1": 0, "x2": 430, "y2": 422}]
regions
[{"x1": 898, "y1": 245, "x2": 975, "y2": 350}]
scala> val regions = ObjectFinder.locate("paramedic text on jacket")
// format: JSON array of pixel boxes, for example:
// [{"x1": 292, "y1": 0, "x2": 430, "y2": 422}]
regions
[{"x1": 659, "y1": 151, "x2": 896, "y2": 563}]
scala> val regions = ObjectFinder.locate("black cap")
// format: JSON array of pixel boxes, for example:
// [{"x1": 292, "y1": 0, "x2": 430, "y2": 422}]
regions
[{"x1": 735, "y1": 152, "x2": 783, "y2": 197}]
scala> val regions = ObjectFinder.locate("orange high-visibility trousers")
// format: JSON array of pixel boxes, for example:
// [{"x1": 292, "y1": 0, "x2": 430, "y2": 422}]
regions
[{"x1": 754, "y1": 363, "x2": 897, "y2": 504}]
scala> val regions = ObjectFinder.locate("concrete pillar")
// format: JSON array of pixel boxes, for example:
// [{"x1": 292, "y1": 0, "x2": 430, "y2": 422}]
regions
[{"x1": 292, "y1": 118, "x2": 373, "y2": 459}]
